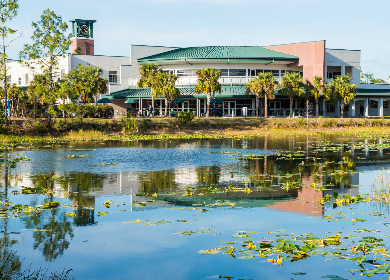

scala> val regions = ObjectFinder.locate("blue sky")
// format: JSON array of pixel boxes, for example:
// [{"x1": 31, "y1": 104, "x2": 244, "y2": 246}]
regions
[{"x1": 8, "y1": 0, "x2": 390, "y2": 80}]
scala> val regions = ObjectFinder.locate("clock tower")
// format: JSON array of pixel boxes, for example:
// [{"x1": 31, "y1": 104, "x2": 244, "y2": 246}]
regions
[{"x1": 70, "y1": 19, "x2": 96, "y2": 55}]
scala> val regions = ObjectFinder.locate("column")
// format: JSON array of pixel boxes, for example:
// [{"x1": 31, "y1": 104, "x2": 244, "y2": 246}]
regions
[
  {"x1": 364, "y1": 98, "x2": 369, "y2": 117},
  {"x1": 325, "y1": 65, "x2": 327, "y2": 80},
  {"x1": 379, "y1": 98, "x2": 383, "y2": 117},
  {"x1": 341, "y1": 64, "x2": 345, "y2": 76},
  {"x1": 323, "y1": 99, "x2": 326, "y2": 117},
  {"x1": 336, "y1": 99, "x2": 340, "y2": 117},
  {"x1": 350, "y1": 101, "x2": 355, "y2": 117}
]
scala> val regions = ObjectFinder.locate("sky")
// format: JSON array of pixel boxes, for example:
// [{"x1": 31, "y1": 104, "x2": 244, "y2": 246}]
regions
[{"x1": 7, "y1": 0, "x2": 390, "y2": 80}]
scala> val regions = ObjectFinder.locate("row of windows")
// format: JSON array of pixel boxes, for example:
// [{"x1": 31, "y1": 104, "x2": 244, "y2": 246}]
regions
[
  {"x1": 169, "y1": 69, "x2": 303, "y2": 77},
  {"x1": 370, "y1": 100, "x2": 388, "y2": 109}
]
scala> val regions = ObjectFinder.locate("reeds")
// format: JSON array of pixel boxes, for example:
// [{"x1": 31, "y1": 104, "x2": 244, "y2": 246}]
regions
[{"x1": 371, "y1": 169, "x2": 390, "y2": 203}]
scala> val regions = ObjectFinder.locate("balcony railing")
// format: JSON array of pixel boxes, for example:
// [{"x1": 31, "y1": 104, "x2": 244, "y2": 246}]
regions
[
  {"x1": 176, "y1": 76, "x2": 281, "y2": 85},
  {"x1": 129, "y1": 76, "x2": 283, "y2": 87}
]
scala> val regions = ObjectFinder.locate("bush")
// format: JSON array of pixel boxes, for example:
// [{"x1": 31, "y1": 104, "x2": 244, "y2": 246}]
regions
[
  {"x1": 175, "y1": 111, "x2": 194, "y2": 126},
  {"x1": 33, "y1": 120, "x2": 46, "y2": 133}
]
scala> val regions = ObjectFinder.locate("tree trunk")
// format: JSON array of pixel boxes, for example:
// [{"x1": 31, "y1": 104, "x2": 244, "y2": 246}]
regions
[
  {"x1": 259, "y1": 98, "x2": 263, "y2": 117},
  {"x1": 151, "y1": 86, "x2": 154, "y2": 117},
  {"x1": 47, "y1": 58, "x2": 53, "y2": 124},
  {"x1": 340, "y1": 99, "x2": 344, "y2": 118},
  {"x1": 306, "y1": 100, "x2": 309, "y2": 130},
  {"x1": 264, "y1": 95, "x2": 268, "y2": 119},
  {"x1": 255, "y1": 96, "x2": 259, "y2": 117},
  {"x1": 165, "y1": 98, "x2": 168, "y2": 117},
  {"x1": 3, "y1": 39, "x2": 7, "y2": 126},
  {"x1": 206, "y1": 93, "x2": 210, "y2": 118},
  {"x1": 289, "y1": 96, "x2": 294, "y2": 118},
  {"x1": 315, "y1": 98, "x2": 319, "y2": 117}
]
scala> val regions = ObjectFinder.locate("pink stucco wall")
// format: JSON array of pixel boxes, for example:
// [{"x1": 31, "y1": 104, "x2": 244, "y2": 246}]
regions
[
  {"x1": 71, "y1": 38, "x2": 95, "y2": 55},
  {"x1": 264, "y1": 41, "x2": 325, "y2": 81}
]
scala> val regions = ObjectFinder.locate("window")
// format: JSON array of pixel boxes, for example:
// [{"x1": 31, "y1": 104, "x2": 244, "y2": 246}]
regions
[
  {"x1": 384, "y1": 101, "x2": 388, "y2": 109},
  {"x1": 229, "y1": 69, "x2": 246, "y2": 76},
  {"x1": 248, "y1": 69, "x2": 264, "y2": 76},
  {"x1": 109, "y1": 71, "x2": 117, "y2": 83},
  {"x1": 256, "y1": 69, "x2": 264, "y2": 75},
  {"x1": 299, "y1": 71, "x2": 303, "y2": 76},
  {"x1": 272, "y1": 70, "x2": 280, "y2": 77},
  {"x1": 333, "y1": 72, "x2": 341, "y2": 78},
  {"x1": 327, "y1": 72, "x2": 333, "y2": 79},
  {"x1": 61, "y1": 69, "x2": 65, "y2": 79},
  {"x1": 162, "y1": 70, "x2": 174, "y2": 75},
  {"x1": 220, "y1": 69, "x2": 229, "y2": 76},
  {"x1": 18, "y1": 77, "x2": 21, "y2": 85},
  {"x1": 371, "y1": 100, "x2": 378, "y2": 109},
  {"x1": 281, "y1": 70, "x2": 286, "y2": 76},
  {"x1": 327, "y1": 103, "x2": 335, "y2": 113},
  {"x1": 6, "y1": 75, "x2": 11, "y2": 84},
  {"x1": 25, "y1": 74, "x2": 29, "y2": 85},
  {"x1": 177, "y1": 70, "x2": 194, "y2": 76},
  {"x1": 264, "y1": 70, "x2": 271, "y2": 73}
]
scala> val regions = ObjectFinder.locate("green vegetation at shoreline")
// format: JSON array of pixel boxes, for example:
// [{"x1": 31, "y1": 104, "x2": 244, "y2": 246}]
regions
[{"x1": 1, "y1": 117, "x2": 390, "y2": 141}]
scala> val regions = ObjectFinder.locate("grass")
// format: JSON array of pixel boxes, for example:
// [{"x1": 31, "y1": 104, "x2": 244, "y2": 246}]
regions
[{"x1": 2, "y1": 116, "x2": 390, "y2": 141}]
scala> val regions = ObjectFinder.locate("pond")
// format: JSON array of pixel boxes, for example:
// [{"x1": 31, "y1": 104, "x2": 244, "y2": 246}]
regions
[{"x1": 1, "y1": 133, "x2": 390, "y2": 279}]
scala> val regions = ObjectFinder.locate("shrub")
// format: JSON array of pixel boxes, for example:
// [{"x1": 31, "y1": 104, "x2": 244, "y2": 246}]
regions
[
  {"x1": 297, "y1": 118, "x2": 305, "y2": 127},
  {"x1": 175, "y1": 111, "x2": 194, "y2": 126},
  {"x1": 33, "y1": 120, "x2": 46, "y2": 133},
  {"x1": 53, "y1": 119, "x2": 68, "y2": 131},
  {"x1": 121, "y1": 116, "x2": 138, "y2": 134}
]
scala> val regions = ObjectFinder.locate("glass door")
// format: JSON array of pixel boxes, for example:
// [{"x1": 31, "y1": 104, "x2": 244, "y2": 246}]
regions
[
  {"x1": 269, "y1": 101, "x2": 281, "y2": 116},
  {"x1": 223, "y1": 101, "x2": 236, "y2": 116}
]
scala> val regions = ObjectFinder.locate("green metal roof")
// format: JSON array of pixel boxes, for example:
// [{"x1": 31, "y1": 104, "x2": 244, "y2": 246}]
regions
[
  {"x1": 137, "y1": 46, "x2": 299, "y2": 64},
  {"x1": 109, "y1": 85, "x2": 251, "y2": 99},
  {"x1": 356, "y1": 88, "x2": 390, "y2": 96}
]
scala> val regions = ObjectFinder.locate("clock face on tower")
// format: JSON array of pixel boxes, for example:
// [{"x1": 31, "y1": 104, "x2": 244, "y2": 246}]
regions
[{"x1": 80, "y1": 25, "x2": 89, "y2": 35}]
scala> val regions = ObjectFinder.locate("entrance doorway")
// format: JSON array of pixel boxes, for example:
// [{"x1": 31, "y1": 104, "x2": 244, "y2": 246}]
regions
[
  {"x1": 269, "y1": 101, "x2": 281, "y2": 116},
  {"x1": 223, "y1": 101, "x2": 236, "y2": 116}
]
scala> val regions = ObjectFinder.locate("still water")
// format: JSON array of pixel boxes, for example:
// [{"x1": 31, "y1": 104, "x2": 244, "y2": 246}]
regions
[{"x1": 1, "y1": 134, "x2": 390, "y2": 279}]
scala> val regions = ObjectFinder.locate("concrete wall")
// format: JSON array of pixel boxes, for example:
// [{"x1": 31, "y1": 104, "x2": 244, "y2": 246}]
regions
[
  {"x1": 2, "y1": 56, "x2": 70, "y2": 87},
  {"x1": 325, "y1": 49, "x2": 360, "y2": 84},
  {"x1": 264, "y1": 41, "x2": 326, "y2": 81},
  {"x1": 128, "y1": 45, "x2": 178, "y2": 80}
]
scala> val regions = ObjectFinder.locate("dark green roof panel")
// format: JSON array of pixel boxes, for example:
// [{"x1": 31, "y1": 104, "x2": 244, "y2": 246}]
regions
[
  {"x1": 138, "y1": 46, "x2": 299, "y2": 63},
  {"x1": 357, "y1": 88, "x2": 390, "y2": 96}
]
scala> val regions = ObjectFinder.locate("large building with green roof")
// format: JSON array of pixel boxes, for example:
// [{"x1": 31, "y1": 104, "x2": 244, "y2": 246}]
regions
[{"x1": 107, "y1": 41, "x2": 390, "y2": 118}]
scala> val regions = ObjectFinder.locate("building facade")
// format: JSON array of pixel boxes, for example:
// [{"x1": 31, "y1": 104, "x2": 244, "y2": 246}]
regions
[
  {"x1": 6, "y1": 18, "x2": 390, "y2": 118},
  {"x1": 109, "y1": 41, "x2": 390, "y2": 118}
]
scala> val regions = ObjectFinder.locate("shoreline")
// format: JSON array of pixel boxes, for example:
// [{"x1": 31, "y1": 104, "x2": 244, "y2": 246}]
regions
[{"x1": 1, "y1": 117, "x2": 390, "y2": 142}]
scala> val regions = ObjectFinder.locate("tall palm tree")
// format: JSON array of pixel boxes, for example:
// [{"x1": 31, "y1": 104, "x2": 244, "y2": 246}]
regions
[
  {"x1": 279, "y1": 72, "x2": 303, "y2": 118},
  {"x1": 246, "y1": 72, "x2": 278, "y2": 118},
  {"x1": 137, "y1": 63, "x2": 162, "y2": 116},
  {"x1": 327, "y1": 74, "x2": 357, "y2": 118},
  {"x1": 313, "y1": 76, "x2": 325, "y2": 117},
  {"x1": 154, "y1": 72, "x2": 180, "y2": 117},
  {"x1": 195, "y1": 67, "x2": 221, "y2": 118},
  {"x1": 300, "y1": 80, "x2": 314, "y2": 117}
]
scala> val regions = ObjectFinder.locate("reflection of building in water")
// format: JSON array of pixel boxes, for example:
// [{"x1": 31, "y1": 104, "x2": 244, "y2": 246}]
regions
[
  {"x1": 175, "y1": 167, "x2": 198, "y2": 188},
  {"x1": 267, "y1": 174, "x2": 360, "y2": 216}
]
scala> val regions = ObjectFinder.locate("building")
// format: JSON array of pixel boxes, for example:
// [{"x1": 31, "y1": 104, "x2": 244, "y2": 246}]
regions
[
  {"x1": 4, "y1": 19, "x2": 129, "y2": 103},
  {"x1": 109, "y1": 41, "x2": 390, "y2": 118},
  {"x1": 7, "y1": 18, "x2": 390, "y2": 118}
]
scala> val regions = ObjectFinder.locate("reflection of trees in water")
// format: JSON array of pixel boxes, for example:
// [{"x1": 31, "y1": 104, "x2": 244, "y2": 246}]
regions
[
  {"x1": 0, "y1": 163, "x2": 22, "y2": 278},
  {"x1": 138, "y1": 170, "x2": 177, "y2": 194},
  {"x1": 22, "y1": 206, "x2": 74, "y2": 262},
  {"x1": 21, "y1": 174, "x2": 75, "y2": 262},
  {"x1": 196, "y1": 166, "x2": 221, "y2": 187}
]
